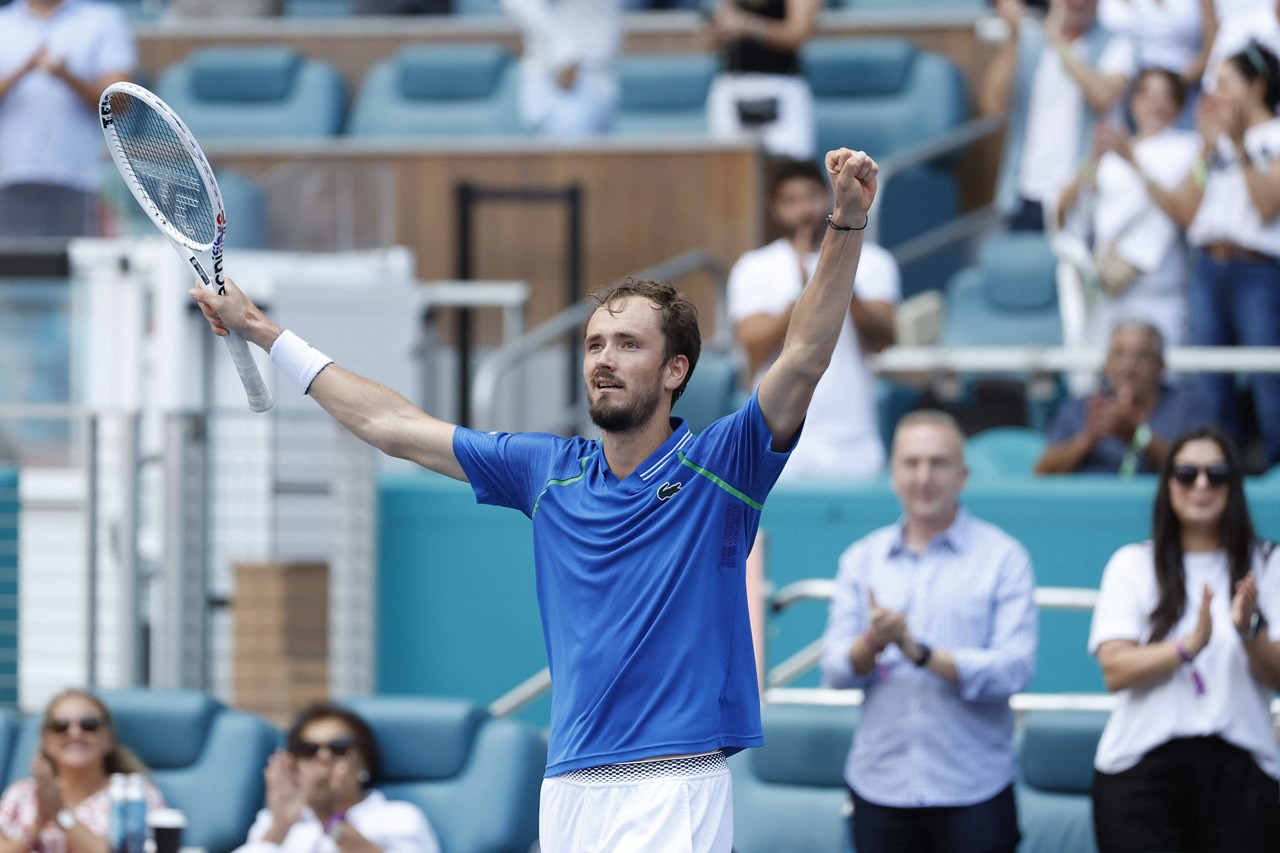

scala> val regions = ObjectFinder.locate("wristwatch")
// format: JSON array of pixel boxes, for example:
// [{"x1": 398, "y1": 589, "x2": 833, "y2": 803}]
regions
[
  {"x1": 56, "y1": 808, "x2": 76, "y2": 831},
  {"x1": 912, "y1": 642, "x2": 933, "y2": 668}
]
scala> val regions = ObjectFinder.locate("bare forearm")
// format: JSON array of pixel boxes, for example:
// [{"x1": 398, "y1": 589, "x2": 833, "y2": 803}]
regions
[
  {"x1": 1140, "y1": 170, "x2": 1201, "y2": 228},
  {"x1": 850, "y1": 299, "x2": 893, "y2": 354},
  {"x1": 1098, "y1": 640, "x2": 1184, "y2": 692},
  {"x1": 1243, "y1": 632, "x2": 1280, "y2": 690},
  {"x1": 849, "y1": 635, "x2": 878, "y2": 677},
  {"x1": 979, "y1": 39, "x2": 1019, "y2": 117},
  {"x1": 898, "y1": 636, "x2": 958, "y2": 683},
  {"x1": 735, "y1": 310, "x2": 793, "y2": 377},
  {"x1": 1063, "y1": 57, "x2": 1126, "y2": 113},
  {"x1": 1240, "y1": 158, "x2": 1280, "y2": 222}
]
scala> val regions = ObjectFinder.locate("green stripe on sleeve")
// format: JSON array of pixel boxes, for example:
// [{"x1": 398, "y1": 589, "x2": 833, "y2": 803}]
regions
[
  {"x1": 532, "y1": 456, "x2": 591, "y2": 517},
  {"x1": 678, "y1": 452, "x2": 765, "y2": 510}
]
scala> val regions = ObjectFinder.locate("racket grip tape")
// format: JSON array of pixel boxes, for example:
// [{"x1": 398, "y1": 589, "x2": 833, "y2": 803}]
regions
[{"x1": 224, "y1": 330, "x2": 274, "y2": 413}]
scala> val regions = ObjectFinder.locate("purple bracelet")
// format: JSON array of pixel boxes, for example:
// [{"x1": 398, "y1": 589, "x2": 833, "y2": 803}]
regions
[{"x1": 1176, "y1": 640, "x2": 1205, "y2": 696}]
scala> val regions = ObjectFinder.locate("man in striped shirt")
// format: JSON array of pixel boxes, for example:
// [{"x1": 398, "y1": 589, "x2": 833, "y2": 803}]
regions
[{"x1": 820, "y1": 409, "x2": 1039, "y2": 853}]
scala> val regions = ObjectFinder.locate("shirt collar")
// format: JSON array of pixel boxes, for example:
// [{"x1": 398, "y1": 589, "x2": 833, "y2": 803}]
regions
[{"x1": 887, "y1": 506, "x2": 970, "y2": 558}]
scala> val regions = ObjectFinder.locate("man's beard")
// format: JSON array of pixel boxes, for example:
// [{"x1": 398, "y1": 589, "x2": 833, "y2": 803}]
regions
[{"x1": 588, "y1": 377, "x2": 663, "y2": 433}]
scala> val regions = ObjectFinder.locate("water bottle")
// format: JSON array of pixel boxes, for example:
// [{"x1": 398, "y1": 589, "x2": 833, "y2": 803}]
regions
[
  {"x1": 107, "y1": 774, "x2": 128, "y2": 853},
  {"x1": 124, "y1": 774, "x2": 147, "y2": 853}
]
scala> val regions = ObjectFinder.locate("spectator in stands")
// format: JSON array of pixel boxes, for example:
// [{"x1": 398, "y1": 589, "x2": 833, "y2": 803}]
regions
[
  {"x1": 1138, "y1": 41, "x2": 1280, "y2": 471},
  {"x1": 728, "y1": 158, "x2": 898, "y2": 481},
  {"x1": 1055, "y1": 69, "x2": 1201, "y2": 349},
  {"x1": 1098, "y1": 0, "x2": 1212, "y2": 118},
  {"x1": 705, "y1": 0, "x2": 821, "y2": 160},
  {"x1": 1089, "y1": 427, "x2": 1280, "y2": 852},
  {"x1": 980, "y1": 0, "x2": 1134, "y2": 231},
  {"x1": 191, "y1": 148, "x2": 879, "y2": 853},
  {"x1": 501, "y1": 0, "x2": 622, "y2": 140},
  {"x1": 820, "y1": 410, "x2": 1038, "y2": 853},
  {"x1": 1202, "y1": 0, "x2": 1280, "y2": 96},
  {"x1": 0, "y1": 689, "x2": 165, "y2": 853},
  {"x1": 1036, "y1": 320, "x2": 1212, "y2": 475},
  {"x1": 0, "y1": 0, "x2": 136, "y2": 239},
  {"x1": 235, "y1": 703, "x2": 441, "y2": 853}
]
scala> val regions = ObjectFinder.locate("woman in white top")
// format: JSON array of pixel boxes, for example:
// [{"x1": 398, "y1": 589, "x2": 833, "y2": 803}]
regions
[
  {"x1": 1057, "y1": 67, "x2": 1201, "y2": 348},
  {"x1": 236, "y1": 704, "x2": 441, "y2": 853},
  {"x1": 1137, "y1": 41, "x2": 1280, "y2": 471},
  {"x1": 1089, "y1": 427, "x2": 1280, "y2": 852}
]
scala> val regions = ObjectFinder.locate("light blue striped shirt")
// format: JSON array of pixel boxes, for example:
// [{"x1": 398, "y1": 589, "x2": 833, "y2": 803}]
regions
[{"x1": 820, "y1": 508, "x2": 1038, "y2": 807}]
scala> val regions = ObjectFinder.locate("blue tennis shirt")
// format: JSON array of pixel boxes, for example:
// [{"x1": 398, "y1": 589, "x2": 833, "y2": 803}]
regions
[{"x1": 453, "y1": 392, "x2": 792, "y2": 776}]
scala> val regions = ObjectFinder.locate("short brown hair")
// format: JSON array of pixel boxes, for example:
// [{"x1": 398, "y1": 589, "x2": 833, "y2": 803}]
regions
[
  {"x1": 588, "y1": 279, "x2": 702, "y2": 404},
  {"x1": 286, "y1": 703, "x2": 381, "y2": 785}
]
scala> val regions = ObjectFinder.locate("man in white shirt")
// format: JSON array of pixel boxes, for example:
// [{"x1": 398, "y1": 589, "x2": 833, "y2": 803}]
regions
[
  {"x1": 981, "y1": 0, "x2": 1134, "y2": 230},
  {"x1": 0, "y1": 0, "x2": 136, "y2": 238},
  {"x1": 727, "y1": 158, "x2": 899, "y2": 481},
  {"x1": 501, "y1": 0, "x2": 622, "y2": 140}
]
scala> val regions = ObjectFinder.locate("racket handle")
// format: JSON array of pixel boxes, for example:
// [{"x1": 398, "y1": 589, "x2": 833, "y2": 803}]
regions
[{"x1": 224, "y1": 330, "x2": 274, "y2": 413}]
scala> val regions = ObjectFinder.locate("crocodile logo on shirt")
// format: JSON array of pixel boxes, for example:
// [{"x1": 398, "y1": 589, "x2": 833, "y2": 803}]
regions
[{"x1": 656, "y1": 481, "x2": 684, "y2": 501}]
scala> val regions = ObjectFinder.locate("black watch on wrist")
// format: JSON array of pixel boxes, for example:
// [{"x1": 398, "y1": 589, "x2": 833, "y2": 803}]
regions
[{"x1": 912, "y1": 642, "x2": 933, "y2": 668}]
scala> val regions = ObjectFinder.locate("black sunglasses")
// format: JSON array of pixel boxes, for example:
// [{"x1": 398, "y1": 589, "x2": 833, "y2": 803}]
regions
[
  {"x1": 292, "y1": 736, "x2": 355, "y2": 759},
  {"x1": 45, "y1": 716, "x2": 103, "y2": 735},
  {"x1": 1170, "y1": 463, "x2": 1231, "y2": 488}
]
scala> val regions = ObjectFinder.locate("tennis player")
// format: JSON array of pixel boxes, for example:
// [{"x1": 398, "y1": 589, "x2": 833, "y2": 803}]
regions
[{"x1": 191, "y1": 147, "x2": 878, "y2": 853}]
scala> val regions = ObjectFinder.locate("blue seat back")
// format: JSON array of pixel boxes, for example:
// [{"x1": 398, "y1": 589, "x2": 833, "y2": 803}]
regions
[
  {"x1": 614, "y1": 53, "x2": 717, "y2": 136},
  {"x1": 341, "y1": 695, "x2": 544, "y2": 853},
  {"x1": 6, "y1": 689, "x2": 278, "y2": 853},
  {"x1": 348, "y1": 44, "x2": 521, "y2": 138},
  {"x1": 730, "y1": 703, "x2": 857, "y2": 853},
  {"x1": 942, "y1": 232, "x2": 1062, "y2": 348},
  {"x1": 672, "y1": 349, "x2": 741, "y2": 434},
  {"x1": 967, "y1": 426, "x2": 1048, "y2": 480},
  {"x1": 803, "y1": 38, "x2": 967, "y2": 162},
  {"x1": 155, "y1": 46, "x2": 346, "y2": 139}
]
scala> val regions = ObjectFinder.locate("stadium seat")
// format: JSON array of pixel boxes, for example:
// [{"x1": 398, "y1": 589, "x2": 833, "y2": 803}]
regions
[
  {"x1": 453, "y1": 0, "x2": 503, "y2": 13},
  {"x1": 1016, "y1": 709, "x2": 1107, "y2": 853},
  {"x1": 672, "y1": 348, "x2": 741, "y2": 433},
  {"x1": 340, "y1": 695, "x2": 544, "y2": 853},
  {"x1": 730, "y1": 702, "x2": 856, "y2": 853},
  {"x1": 802, "y1": 38, "x2": 969, "y2": 298},
  {"x1": 966, "y1": 426, "x2": 1047, "y2": 480},
  {"x1": 154, "y1": 46, "x2": 345, "y2": 140},
  {"x1": 3, "y1": 689, "x2": 278, "y2": 853},
  {"x1": 614, "y1": 53, "x2": 718, "y2": 136},
  {"x1": 218, "y1": 170, "x2": 269, "y2": 250},
  {"x1": 942, "y1": 232, "x2": 1062, "y2": 348},
  {"x1": 347, "y1": 44, "x2": 521, "y2": 138}
]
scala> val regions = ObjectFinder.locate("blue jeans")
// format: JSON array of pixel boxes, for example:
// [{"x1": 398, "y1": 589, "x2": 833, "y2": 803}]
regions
[{"x1": 1189, "y1": 250, "x2": 1280, "y2": 469}]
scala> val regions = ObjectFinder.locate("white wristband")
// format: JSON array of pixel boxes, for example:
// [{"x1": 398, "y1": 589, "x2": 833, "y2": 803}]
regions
[{"x1": 269, "y1": 330, "x2": 333, "y2": 394}]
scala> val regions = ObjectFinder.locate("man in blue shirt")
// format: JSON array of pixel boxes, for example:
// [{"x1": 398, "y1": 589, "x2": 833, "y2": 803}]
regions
[
  {"x1": 820, "y1": 409, "x2": 1038, "y2": 853},
  {"x1": 192, "y1": 147, "x2": 881, "y2": 853},
  {"x1": 1035, "y1": 320, "x2": 1212, "y2": 475}
]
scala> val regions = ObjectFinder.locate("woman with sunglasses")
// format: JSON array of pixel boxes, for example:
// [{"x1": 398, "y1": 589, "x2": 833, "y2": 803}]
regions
[
  {"x1": 235, "y1": 703, "x2": 439, "y2": 853},
  {"x1": 1088, "y1": 427, "x2": 1280, "y2": 852},
  {"x1": 0, "y1": 689, "x2": 165, "y2": 853}
]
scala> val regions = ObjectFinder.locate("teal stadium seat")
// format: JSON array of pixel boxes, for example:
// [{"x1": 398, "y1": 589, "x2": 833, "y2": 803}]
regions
[
  {"x1": 671, "y1": 349, "x2": 741, "y2": 433},
  {"x1": 802, "y1": 38, "x2": 969, "y2": 297},
  {"x1": 340, "y1": 695, "x2": 544, "y2": 853},
  {"x1": 614, "y1": 53, "x2": 718, "y2": 136},
  {"x1": 1016, "y1": 710, "x2": 1107, "y2": 853},
  {"x1": 2, "y1": 689, "x2": 278, "y2": 853},
  {"x1": 154, "y1": 47, "x2": 345, "y2": 140},
  {"x1": 941, "y1": 232, "x2": 1061, "y2": 348},
  {"x1": 729, "y1": 703, "x2": 857, "y2": 853},
  {"x1": 837, "y1": 0, "x2": 986, "y2": 7},
  {"x1": 217, "y1": 170, "x2": 269, "y2": 250},
  {"x1": 966, "y1": 426, "x2": 1047, "y2": 481},
  {"x1": 453, "y1": 0, "x2": 503, "y2": 13},
  {"x1": 348, "y1": 44, "x2": 521, "y2": 138}
]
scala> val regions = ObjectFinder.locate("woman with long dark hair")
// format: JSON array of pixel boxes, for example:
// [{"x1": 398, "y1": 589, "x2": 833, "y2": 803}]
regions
[{"x1": 1089, "y1": 427, "x2": 1280, "y2": 851}]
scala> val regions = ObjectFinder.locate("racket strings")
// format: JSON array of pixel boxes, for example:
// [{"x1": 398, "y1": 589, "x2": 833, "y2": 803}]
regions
[{"x1": 107, "y1": 92, "x2": 216, "y2": 248}]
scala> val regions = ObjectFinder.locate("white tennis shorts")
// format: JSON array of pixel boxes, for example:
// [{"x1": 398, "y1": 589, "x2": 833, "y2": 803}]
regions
[{"x1": 538, "y1": 752, "x2": 733, "y2": 853}]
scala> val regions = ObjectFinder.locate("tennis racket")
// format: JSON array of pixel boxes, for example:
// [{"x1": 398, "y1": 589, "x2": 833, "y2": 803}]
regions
[{"x1": 99, "y1": 81, "x2": 273, "y2": 413}]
